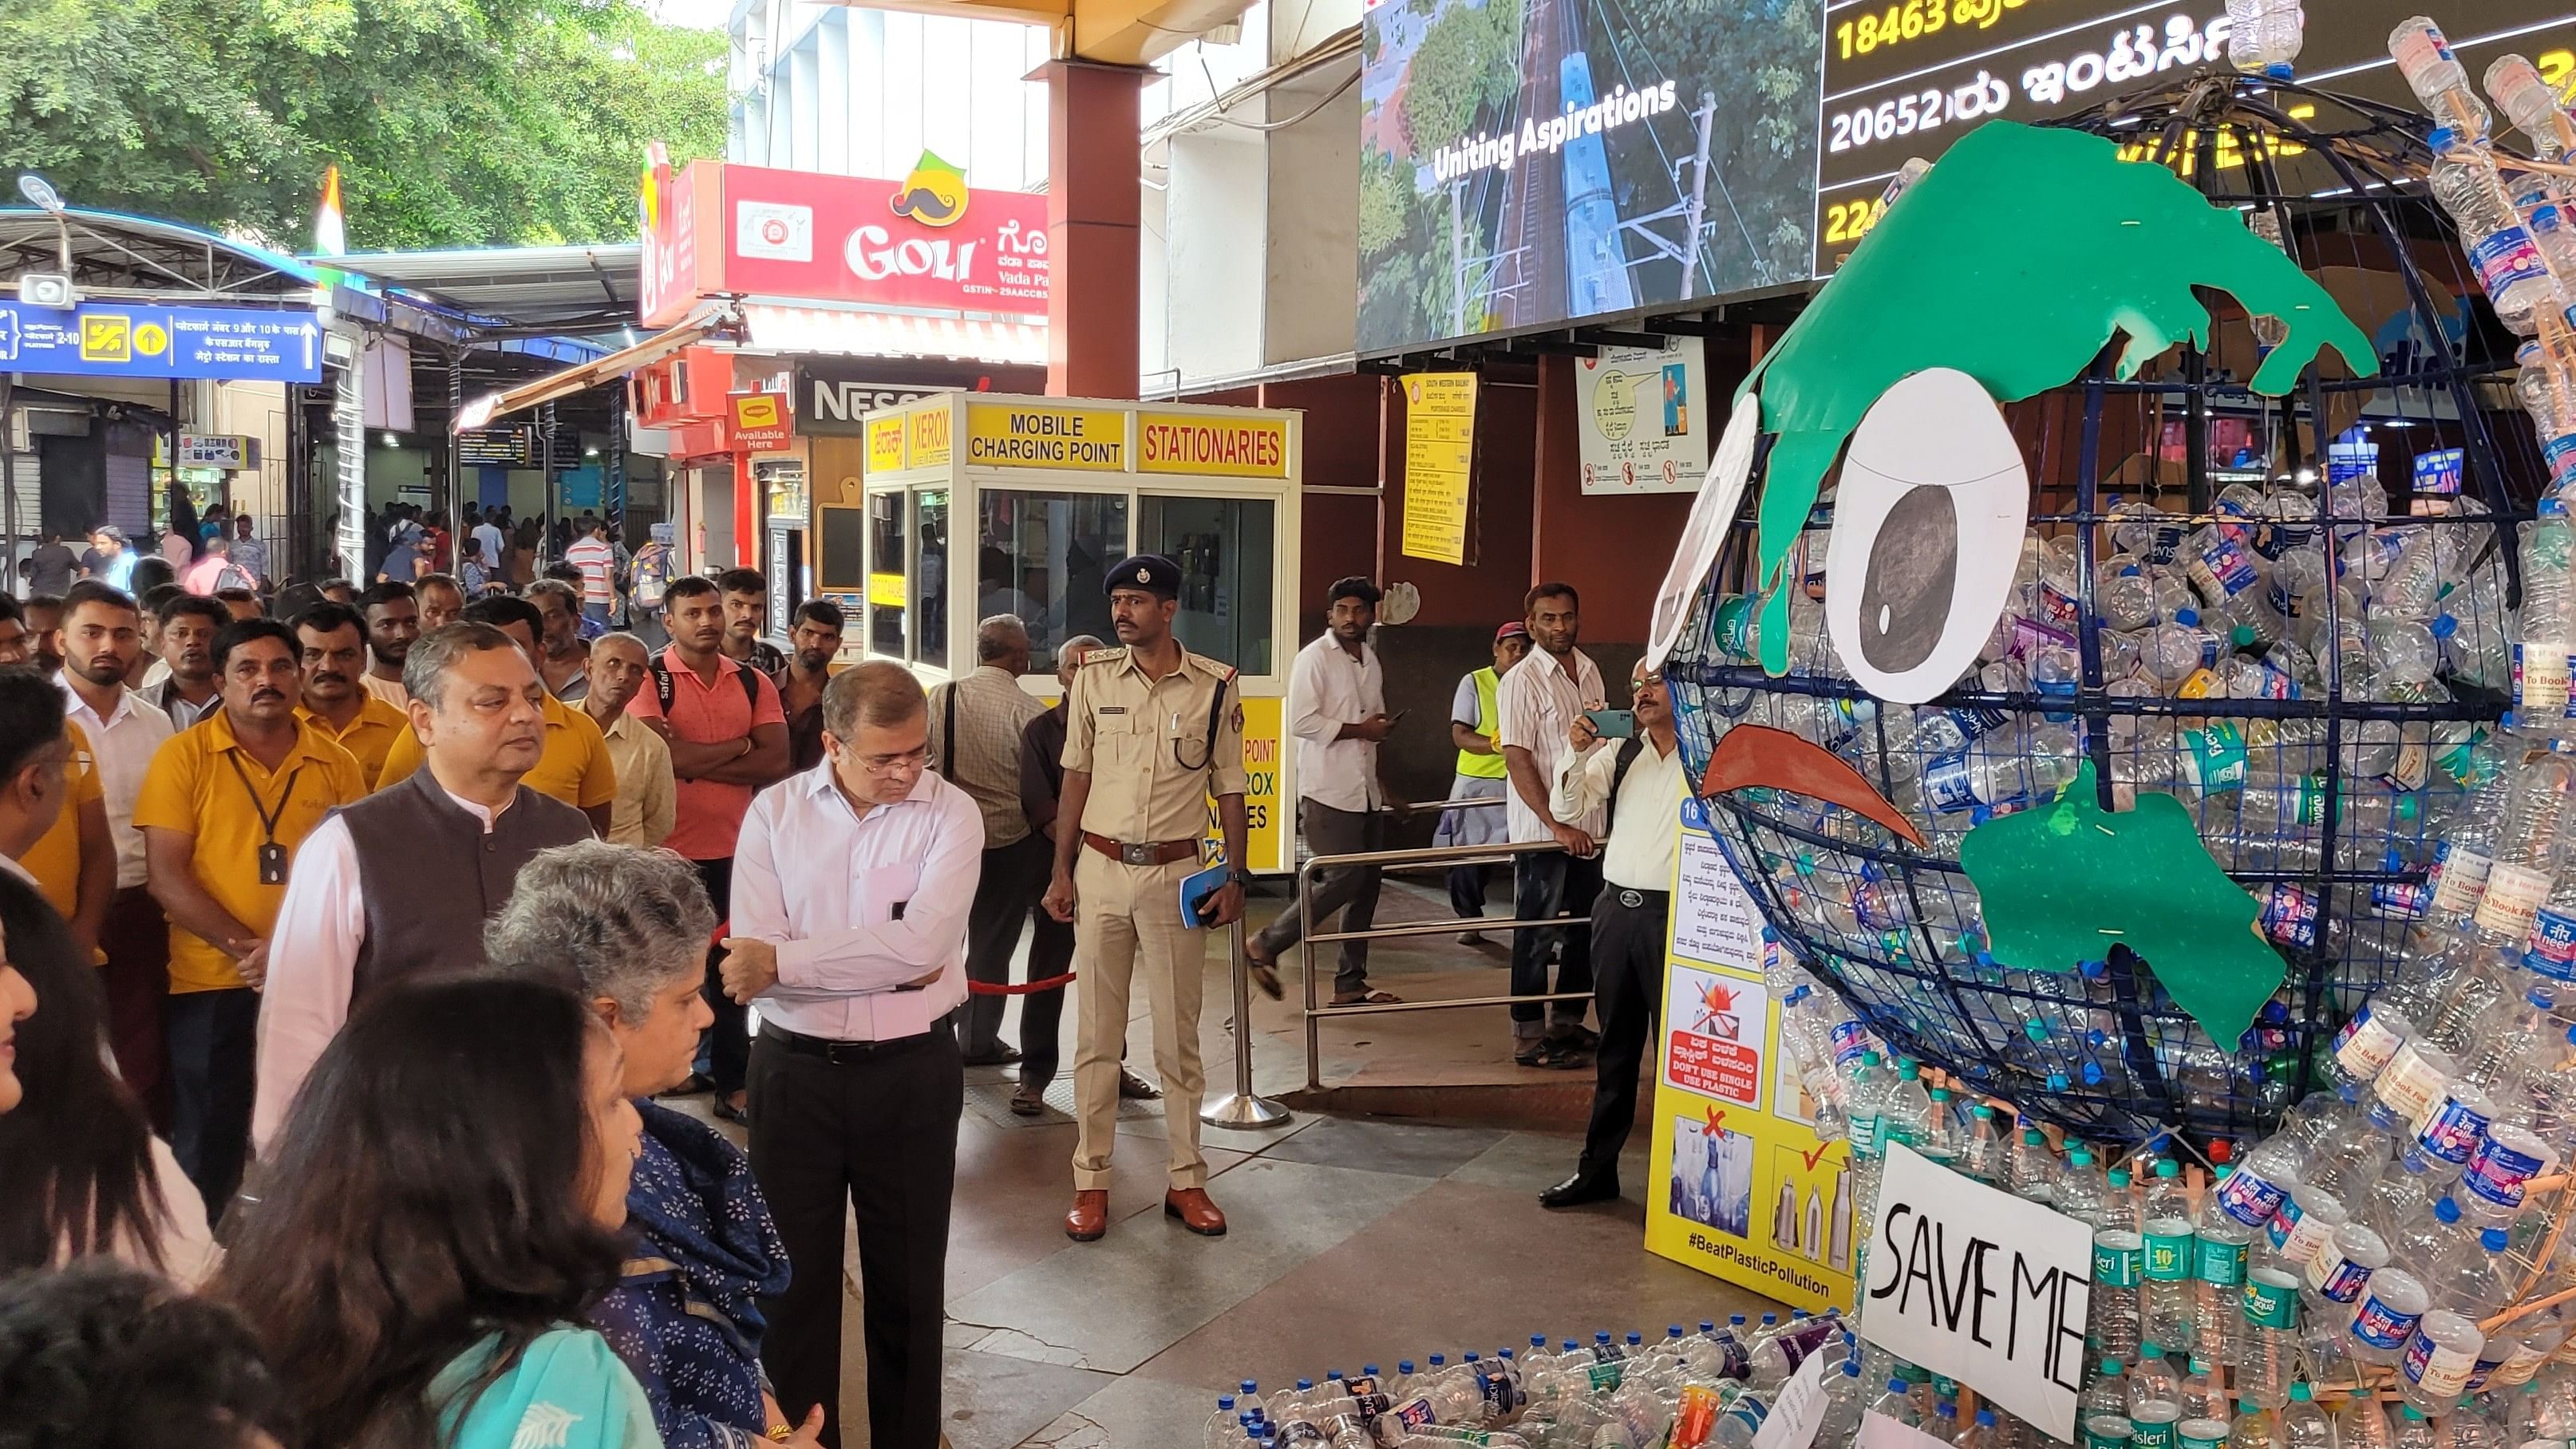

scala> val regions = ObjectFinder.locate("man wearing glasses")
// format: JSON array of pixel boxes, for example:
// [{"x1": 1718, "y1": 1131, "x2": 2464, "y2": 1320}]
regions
[{"x1": 719, "y1": 660, "x2": 980, "y2": 1449}]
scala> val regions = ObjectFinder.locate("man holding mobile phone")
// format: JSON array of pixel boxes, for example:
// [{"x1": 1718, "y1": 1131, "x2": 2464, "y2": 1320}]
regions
[
  {"x1": 1246, "y1": 576, "x2": 1406, "y2": 1007},
  {"x1": 1495, "y1": 582, "x2": 1607, "y2": 1070}
]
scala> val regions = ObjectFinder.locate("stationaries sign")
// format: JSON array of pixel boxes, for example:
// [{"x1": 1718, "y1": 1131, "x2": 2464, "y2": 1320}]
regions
[{"x1": 1862, "y1": 1142, "x2": 2090, "y2": 1442}]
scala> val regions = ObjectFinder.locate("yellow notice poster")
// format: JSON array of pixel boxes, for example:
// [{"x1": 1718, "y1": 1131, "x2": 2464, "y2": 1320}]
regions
[
  {"x1": 1643, "y1": 799, "x2": 1856, "y2": 1315},
  {"x1": 1137, "y1": 412, "x2": 1290, "y2": 479},
  {"x1": 909, "y1": 405, "x2": 954, "y2": 468},
  {"x1": 965, "y1": 402, "x2": 1128, "y2": 471},
  {"x1": 1199, "y1": 695, "x2": 1286, "y2": 875},
  {"x1": 865, "y1": 416, "x2": 906, "y2": 475},
  {"x1": 1400, "y1": 373, "x2": 1475, "y2": 564}
]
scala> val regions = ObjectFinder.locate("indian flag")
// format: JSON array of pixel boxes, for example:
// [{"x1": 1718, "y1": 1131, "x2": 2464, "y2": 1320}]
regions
[{"x1": 314, "y1": 164, "x2": 346, "y2": 258}]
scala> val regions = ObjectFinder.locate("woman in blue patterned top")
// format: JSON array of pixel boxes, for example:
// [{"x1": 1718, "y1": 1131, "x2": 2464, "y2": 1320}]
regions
[{"x1": 487, "y1": 840, "x2": 808, "y2": 1449}]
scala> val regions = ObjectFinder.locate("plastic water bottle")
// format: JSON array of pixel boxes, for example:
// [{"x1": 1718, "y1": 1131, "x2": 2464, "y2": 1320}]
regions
[
  {"x1": 1207, "y1": 1397, "x2": 1247, "y2": 1449},
  {"x1": 1871, "y1": 1377, "x2": 1924, "y2": 1430},
  {"x1": 2279, "y1": 1384, "x2": 2335, "y2": 1449},
  {"x1": 2144, "y1": 1163, "x2": 2199, "y2": 1349},
  {"x1": 1817, "y1": 1360, "x2": 1867, "y2": 1447},
  {"x1": 2392, "y1": 18, "x2": 2493, "y2": 142},
  {"x1": 2392, "y1": 1404, "x2": 2441, "y2": 1449},
  {"x1": 2518, "y1": 499, "x2": 2576, "y2": 714},
  {"x1": 2129, "y1": 1345, "x2": 2184, "y2": 1449},
  {"x1": 2241, "y1": 1264, "x2": 2301, "y2": 1408},
  {"x1": 2009, "y1": 1127, "x2": 2059, "y2": 1205},
  {"x1": 2401, "y1": 1310, "x2": 2488, "y2": 1413},
  {"x1": 2228, "y1": 0, "x2": 2303, "y2": 77},
  {"x1": 2096, "y1": 1168, "x2": 2146, "y2": 1360},
  {"x1": 2196, "y1": 1167, "x2": 2258, "y2": 1362},
  {"x1": 2349, "y1": 1265, "x2": 2433, "y2": 1366},
  {"x1": 1962, "y1": 1104, "x2": 2006, "y2": 1185},
  {"x1": 2427, "y1": 128, "x2": 2550, "y2": 333},
  {"x1": 2338, "y1": 1394, "x2": 2396, "y2": 1449}
]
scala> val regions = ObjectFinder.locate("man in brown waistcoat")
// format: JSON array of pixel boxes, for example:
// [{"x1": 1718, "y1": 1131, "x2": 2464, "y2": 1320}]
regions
[{"x1": 249, "y1": 620, "x2": 595, "y2": 1151}]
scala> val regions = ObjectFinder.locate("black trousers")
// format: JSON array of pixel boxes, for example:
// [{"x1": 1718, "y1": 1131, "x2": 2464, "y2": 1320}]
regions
[
  {"x1": 1020, "y1": 898, "x2": 1073, "y2": 1091},
  {"x1": 1448, "y1": 863, "x2": 1488, "y2": 919},
  {"x1": 1509, "y1": 850, "x2": 1602, "y2": 1037},
  {"x1": 961, "y1": 835, "x2": 1050, "y2": 1060},
  {"x1": 1250, "y1": 800, "x2": 1382, "y2": 993},
  {"x1": 1578, "y1": 888, "x2": 1669, "y2": 1183},
  {"x1": 101, "y1": 886, "x2": 172, "y2": 1134},
  {"x1": 694, "y1": 858, "x2": 747, "y2": 1096},
  {"x1": 752, "y1": 1022, "x2": 962, "y2": 1449},
  {"x1": 166, "y1": 986, "x2": 259, "y2": 1222}
]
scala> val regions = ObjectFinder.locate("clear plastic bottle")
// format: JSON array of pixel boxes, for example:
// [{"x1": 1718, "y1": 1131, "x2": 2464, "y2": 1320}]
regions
[
  {"x1": 2350, "y1": 1265, "x2": 2434, "y2": 1366},
  {"x1": 2097, "y1": 1168, "x2": 2147, "y2": 1360},
  {"x1": 2130, "y1": 1346, "x2": 2186, "y2": 1449},
  {"x1": 2515, "y1": 499, "x2": 2575, "y2": 717},
  {"x1": 2179, "y1": 1356, "x2": 2223, "y2": 1423},
  {"x1": 2278, "y1": 1384, "x2": 2334, "y2": 1449},
  {"x1": 2234, "y1": 1402, "x2": 2280, "y2": 1449},
  {"x1": 1871, "y1": 1377, "x2": 1925, "y2": 1430},
  {"x1": 2198, "y1": 1167, "x2": 2258, "y2": 1362},
  {"x1": 1207, "y1": 1396, "x2": 1247, "y2": 1449},
  {"x1": 2145, "y1": 1163, "x2": 2199, "y2": 1349},
  {"x1": 2476, "y1": 752, "x2": 2574, "y2": 942},
  {"x1": 1883, "y1": 1059, "x2": 1934, "y2": 1154},
  {"x1": 2338, "y1": 1394, "x2": 2396, "y2": 1449},
  {"x1": 2011, "y1": 1127, "x2": 2060, "y2": 1205},
  {"x1": 1963, "y1": 1104, "x2": 2007, "y2": 1186},
  {"x1": 2401, "y1": 1311, "x2": 2489, "y2": 1414},
  {"x1": 2241, "y1": 1263, "x2": 2302, "y2": 1408},
  {"x1": 2392, "y1": 18, "x2": 2494, "y2": 138}
]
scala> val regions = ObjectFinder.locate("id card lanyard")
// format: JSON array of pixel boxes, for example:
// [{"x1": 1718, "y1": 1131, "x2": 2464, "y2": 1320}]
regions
[{"x1": 226, "y1": 751, "x2": 306, "y2": 886}]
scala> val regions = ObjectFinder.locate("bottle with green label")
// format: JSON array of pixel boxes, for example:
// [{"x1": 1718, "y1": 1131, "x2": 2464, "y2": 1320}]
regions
[
  {"x1": 2239, "y1": 1265, "x2": 2300, "y2": 1408},
  {"x1": 1884, "y1": 1059, "x2": 1934, "y2": 1152},
  {"x1": 2143, "y1": 1161, "x2": 2198, "y2": 1350},
  {"x1": 2195, "y1": 1165, "x2": 2254, "y2": 1364},
  {"x1": 2127, "y1": 1344, "x2": 2183, "y2": 1449},
  {"x1": 2095, "y1": 1168, "x2": 2145, "y2": 1359}
]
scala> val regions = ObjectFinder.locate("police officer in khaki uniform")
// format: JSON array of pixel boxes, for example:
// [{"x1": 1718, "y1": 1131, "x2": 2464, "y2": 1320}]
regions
[{"x1": 1043, "y1": 554, "x2": 1248, "y2": 1242}]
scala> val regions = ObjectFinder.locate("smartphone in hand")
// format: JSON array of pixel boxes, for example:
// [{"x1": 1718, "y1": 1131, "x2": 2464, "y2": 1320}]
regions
[{"x1": 1583, "y1": 709, "x2": 1636, "y2": 739}]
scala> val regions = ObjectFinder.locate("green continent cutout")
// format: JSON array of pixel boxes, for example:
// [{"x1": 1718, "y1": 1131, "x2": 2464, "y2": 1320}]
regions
[
  {"x1": 1741, "y1": 120, "x2": 2380, "y2": 673},
  {"x1": 1958, "y1": 761, "x2": 2285, "y2": 1044}
]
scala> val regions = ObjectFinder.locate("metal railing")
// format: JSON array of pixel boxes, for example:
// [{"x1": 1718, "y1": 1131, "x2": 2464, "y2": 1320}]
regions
[{"x1": 1201, "y1": 917, "x2": 1293, "y2": 1129}]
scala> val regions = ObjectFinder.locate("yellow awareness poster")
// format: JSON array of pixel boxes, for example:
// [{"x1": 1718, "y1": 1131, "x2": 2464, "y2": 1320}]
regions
[
  {"x1": 1399, "y1": 372, "x2": 1475, "y2": 564},
  {"x1": 1201, "y1": 694, "x2": 1286, "y2": 875},
  {"x1": 1644, "y1": 798, "x2": 1856, "y2": 1315}
]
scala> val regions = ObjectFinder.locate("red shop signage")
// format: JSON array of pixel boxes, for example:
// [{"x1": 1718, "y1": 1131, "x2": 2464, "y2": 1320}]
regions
[{"x1": 642, "y1": 156, "x2": 1049, "y2": 326}]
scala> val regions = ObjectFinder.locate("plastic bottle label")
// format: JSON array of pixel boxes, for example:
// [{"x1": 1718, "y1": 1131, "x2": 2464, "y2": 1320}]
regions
[
  {"x1": 2242, "y1": 1275, "x2": 2299, "y2": 1329},
  {"x1": 2515, "y1": 642, "x2": 2572, "y2": 715},
  {"x1": 2371, "y1": 878, "x2": 2432, "y2": 921},
  {"x1": 2217, "y1": 1167, "x2": 2291, "y2": 1229},
  {"x1": 2429, "y1": 840, "x2": 2495, "y2": 915},
  {"x1": 1921, "y1": 752, "x2": 1981, "y2": 813},
  {"x1": 2304, "y1": 1243, "x2": 2373, "y2": 1302},
  {"x1": 2490, "y1": 1339, "x2": 2554, "y2": 1388},
  {"x1": 2040, "y1": 580, "x2": 2082, "y2": 630},
  {"x1": 2380, "y1": 741, "x2": 2432, "y2": 792},
  {"x1": 2096, "y1": 1234, "x2": 2145, "y2": 1286},
  {"x1": 2375, "y1": 1041, "x2": 2451, "y2": 1124},
  {"x1": 1586, "y1": 1361, "x2": 1624, "y2": 1392},
  {"x1": 1831, "y1": 1020, "x2": 1871, "y2": 1067},
  {"x1": 2351, "y1": 1290, "x2": 2425, "y2": 1351},
  {"x1": 2332, "y1": 1008, "x2": 2404, "y2": 1080},
  {"x1": 2132, "y1": 1416, "x2": 2179, "y2": 1449},
  {"x1": 2183, "y1": 724, "x2": 2249, "y2": 796},
  {"x1": 2463, "y1": 1131, "x2": 2551, "y2": 1210},
  {"x1": 2531, "y1": 905, "x2": 2576, "y2": 980},
  {"x1": 1946, "y1": 705, "x2": 2010, "y2": 741},
  {"x1": 2468, "y1": 226, "x2": 2550, "y2": 304},
  {"x1": 2194, "y1": 1234, "x2": 2248, "y2": 1286},
  {"x1": 2401, "y1": 1329, "x2": 2480, "y2": 1397},
  {"x1": 2011, "y1": 616, "x2": 2076, "y2": 661},
  {"x1": 2087, "y1": 1418, "x2": 2135, "y2": 1449},
  {"x1": 2477, "y1": 861, "x2": 2554, "y2": 937},
  {"x1": 2415, "y1": 1095, "x2": 2493, "y2": 1166},
  {"x1": 2258, "y1": 884, "x2": 2322, "y2": 949},
  {"x1": 2143, "y1": 1228, "x2": 2195, "y2": 1281},
  {"x1": 2196, "y1": 537, "x2": 2262, "y2": 599}
]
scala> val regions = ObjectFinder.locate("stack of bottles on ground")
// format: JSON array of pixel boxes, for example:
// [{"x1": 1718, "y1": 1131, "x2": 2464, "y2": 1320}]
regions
[
  {"x1": 1673, "y1": 16, "x2": 2576, "y2": 1133},
  {"x1": 1202, "y1": 1312, "x2": 1891, "y2": 1448}
]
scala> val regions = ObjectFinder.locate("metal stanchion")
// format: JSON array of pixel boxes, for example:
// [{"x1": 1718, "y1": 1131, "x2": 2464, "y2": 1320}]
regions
[{"x1": 1199, "y1": 916, "x2": 1291, "y2": 1129}]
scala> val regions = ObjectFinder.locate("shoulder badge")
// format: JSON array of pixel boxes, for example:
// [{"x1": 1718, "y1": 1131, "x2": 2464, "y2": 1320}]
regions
[
  {"x1": 1230, "y1": 701, "x2": 1245, "y2": 731},
  {"x1": 1082, "y1": 646, "x2": 1128, "y2": 665}
]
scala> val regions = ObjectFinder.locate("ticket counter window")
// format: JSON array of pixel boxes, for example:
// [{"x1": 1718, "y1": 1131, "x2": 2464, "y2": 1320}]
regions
[
  {"x1": 1141, "y1": 496, "x2": 1274, "y2": 677},
  {"x1": 867, "y1": 491, "x2": 908, "y2": 657},
  {"x1": 917, "y1": 488, "x2": 950, "y2": 669},
  {"x1": 978, "y1": 489, "x2": 1128, "y2": 673}
]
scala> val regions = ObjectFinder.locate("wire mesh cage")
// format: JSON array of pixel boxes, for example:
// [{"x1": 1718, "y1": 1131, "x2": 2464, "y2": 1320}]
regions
[{"x1": 1665, "y1": 75, "x2": 2551, "y2": 1151}]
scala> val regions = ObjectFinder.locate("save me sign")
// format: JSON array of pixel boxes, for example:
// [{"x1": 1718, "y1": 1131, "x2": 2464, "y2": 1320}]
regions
[{"x1": 1862, "y1": 1142, "x2": 2092, "y2": 1442}]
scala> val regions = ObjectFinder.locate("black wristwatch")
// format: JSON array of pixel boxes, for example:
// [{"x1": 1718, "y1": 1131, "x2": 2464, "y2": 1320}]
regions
[{"x1": 1226, "y1": 868, "x2": 1255, "y2": 888}]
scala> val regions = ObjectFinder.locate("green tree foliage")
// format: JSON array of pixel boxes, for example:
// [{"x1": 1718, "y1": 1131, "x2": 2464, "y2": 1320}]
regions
[
  {"x1": 1396, "y1": 0, "x2": 1523, "y2": 156},
  {"x1": 0, "y1": 0, "x2": 726, "y2": 251}
]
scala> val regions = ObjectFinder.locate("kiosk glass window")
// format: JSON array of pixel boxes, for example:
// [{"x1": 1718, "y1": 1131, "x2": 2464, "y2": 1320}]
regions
[
  {"x1": 976, "y1": 489, "x2": 1129, "y2": 673},
  {"x1": 866, "y1": 490, "x2": 907, "y2": 657},
  {"x1": 1139, "y1": 496, "x2": 1274, "y2": 676},
  {"x1": 916, "y1": 488, "x2": 950, "y2": 670}
]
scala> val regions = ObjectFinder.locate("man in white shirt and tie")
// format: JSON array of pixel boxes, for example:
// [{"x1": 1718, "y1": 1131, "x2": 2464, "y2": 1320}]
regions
[
  {"x1": 717, "y1": 660, "x2": 982, "y2": 1449},
  {"x1": 1539, "y1": 660, "x2": 1689, "y2": 1209},
  {"x1": 1246, "y1": 577, "x2": 1402, "y2": 1005}
]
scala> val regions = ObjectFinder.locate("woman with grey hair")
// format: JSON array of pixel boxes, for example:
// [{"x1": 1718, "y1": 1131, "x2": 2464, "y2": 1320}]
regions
[{"x1": 484, "y1": 839, "x2": 812, "y2": 1448}]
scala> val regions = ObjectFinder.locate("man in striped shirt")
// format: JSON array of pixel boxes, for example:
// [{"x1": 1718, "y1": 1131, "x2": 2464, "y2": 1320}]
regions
[
  {"x1": 563, "y1": 517, "x2": 620, "y2": 630},
  {"x1": 1494, "y1": 582, "x2": 1606, "y2": 1070}
]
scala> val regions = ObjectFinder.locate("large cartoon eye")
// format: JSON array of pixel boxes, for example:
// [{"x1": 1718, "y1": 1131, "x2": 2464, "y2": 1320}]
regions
[{"x1": 1822, "y1": 368, "x2": 2029, "y2": 704}]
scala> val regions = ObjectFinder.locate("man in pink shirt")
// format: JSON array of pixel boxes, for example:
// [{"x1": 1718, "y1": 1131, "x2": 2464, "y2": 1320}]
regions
[
  {"x1": 180, "y1": 537, "x2": 247, "y2": 597},
  {"x1": 627, "y1": 574, "x2": 791, "y2": 1121}
]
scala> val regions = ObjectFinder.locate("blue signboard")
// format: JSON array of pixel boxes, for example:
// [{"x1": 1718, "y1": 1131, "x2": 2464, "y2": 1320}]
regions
[{"x1": 0, "y1": 301, "x2": 322, "y2": 383}]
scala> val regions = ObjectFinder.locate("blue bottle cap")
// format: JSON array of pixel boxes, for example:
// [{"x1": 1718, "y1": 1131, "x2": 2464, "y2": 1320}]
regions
[
  {"x1": 2435, "y1": 1198, "x2": 2461, "y2": 1223},
  {"x1": 1242, "y1": 1380, "x2": 1259, "y2": 1395},
  {"x1": 2484, "y1": 1229, "x2": 2511, "y2": 1251},
  {"x1": 1220, "y1": 1397, "x2": 1236, "y2": 1411}
]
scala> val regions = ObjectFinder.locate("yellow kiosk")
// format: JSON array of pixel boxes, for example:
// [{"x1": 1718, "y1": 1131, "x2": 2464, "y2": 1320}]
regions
[{"x1": 819, "y1": 392, "x2": 1304, "y2": 873}]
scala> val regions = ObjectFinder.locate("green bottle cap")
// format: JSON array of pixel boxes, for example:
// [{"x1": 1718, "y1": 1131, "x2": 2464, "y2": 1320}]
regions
[
  {"x1": 2100, "y1": 1357, "x2": 2123, "y2": 1375},
  {"x1": 2232, "y1": 624, "x2": 2258, "y2": 648},
  {"x1": 1975, "y1": 1105, "x2": 1996, "y2": 1119},
  {"x1": 2157, "y1": 1161, "x2": 2181, "y2": 1178},
  {"x1": 2139, "y1": 1342, "x2": 2162, "y2": 1359},
  {"x1": 2109, "y1": 1169, "x2": 2132, "y2": 1186},
  {"x1": 2070, "y1": 1148, "x2": 2094, "y2": 1167},
  {"x1": 2289, "y1": 1384, "x2": 2311, "y2": 1403}
]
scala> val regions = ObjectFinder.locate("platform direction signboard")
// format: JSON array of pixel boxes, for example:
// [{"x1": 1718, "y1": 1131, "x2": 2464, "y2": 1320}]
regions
[{"x1": 0, "y1": 301, "x2": 323, "y2": 383}]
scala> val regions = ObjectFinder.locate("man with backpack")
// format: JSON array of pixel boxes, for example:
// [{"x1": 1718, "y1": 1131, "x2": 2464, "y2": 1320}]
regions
[
  {"x1": 626, "y1": 573, "x2": 792, "y2": 1123},
  {"x1": 1538, "y1": 661, "x2": 1691, "y2": 1211}
]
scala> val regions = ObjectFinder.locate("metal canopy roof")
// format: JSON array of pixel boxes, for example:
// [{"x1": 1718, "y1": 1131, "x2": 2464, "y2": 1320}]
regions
[
  {"x1": 325, "y1": 243, "x2": 641, "y2": 334},
  {"x1": 0, "y1": 206, "x2": 325, "y2": 299}
]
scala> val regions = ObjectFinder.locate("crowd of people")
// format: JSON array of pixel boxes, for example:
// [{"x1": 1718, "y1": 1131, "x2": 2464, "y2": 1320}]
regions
[{"x1": 0, "y1": 514, "x2": 1694, "y2": 1447}]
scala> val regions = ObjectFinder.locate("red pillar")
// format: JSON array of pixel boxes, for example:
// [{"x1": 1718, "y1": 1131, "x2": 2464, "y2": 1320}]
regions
[{"x1": 1040, "y1": 59, "x2": 1148, "y2": 400}]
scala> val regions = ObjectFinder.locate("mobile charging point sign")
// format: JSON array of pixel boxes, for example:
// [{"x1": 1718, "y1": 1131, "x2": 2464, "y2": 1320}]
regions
[{"x1": 1860, "y1": 1141, "x2": 2092, "y2": 1443}]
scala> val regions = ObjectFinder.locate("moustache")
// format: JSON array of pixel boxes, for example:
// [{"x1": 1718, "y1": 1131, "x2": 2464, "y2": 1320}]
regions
[{"x1": 250, "y1": 689, "x2": 286, "y2": 705}]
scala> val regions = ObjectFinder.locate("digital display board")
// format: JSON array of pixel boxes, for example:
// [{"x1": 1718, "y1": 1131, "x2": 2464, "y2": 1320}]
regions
[{"x1": 1813, "y1": 2, "x2": 2576, "y2": 276}]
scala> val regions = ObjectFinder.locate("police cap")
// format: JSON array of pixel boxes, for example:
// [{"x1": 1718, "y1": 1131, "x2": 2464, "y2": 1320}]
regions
[{"x1": 1105, "y1": 555, "x2": 1182, "y2": 601}]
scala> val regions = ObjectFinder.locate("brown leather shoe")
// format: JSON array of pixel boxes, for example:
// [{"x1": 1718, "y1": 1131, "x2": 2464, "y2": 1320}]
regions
[
  {"x1": 1164, "y1": 1186, "x2": 1227, "y2": 1236},
  {"x1": 1065, "y1": 1190, "x2": 1108, "y2": 1242}
]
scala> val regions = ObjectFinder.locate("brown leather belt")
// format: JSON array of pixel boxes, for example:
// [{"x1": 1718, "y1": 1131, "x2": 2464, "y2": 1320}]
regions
[{"x1": 1081, "y1": 832, "x2": 1201, "y2": 867}]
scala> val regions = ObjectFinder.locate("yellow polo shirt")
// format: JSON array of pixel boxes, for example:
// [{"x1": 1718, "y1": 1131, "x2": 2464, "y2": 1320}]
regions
[
  {"x1": 296, "y1": 696, "x2": 412, "y2": 788},
  {"x1": 375, "y1": 691, "x2": 616, "y2": 812},
  {"x1": 22, "y1": 721, "x2": 105, "y2": 919},
  {"x1": 133, "y1": 712, "x2": 368, "y2": 993}
]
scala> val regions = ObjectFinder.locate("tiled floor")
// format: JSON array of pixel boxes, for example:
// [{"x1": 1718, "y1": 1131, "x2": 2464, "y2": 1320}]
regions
[{"x1": 697, "y1": 879, "x2": 1791, "y2": 1447}]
